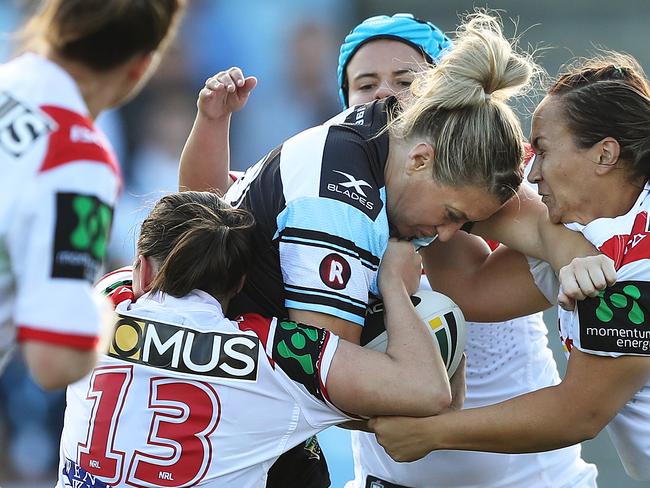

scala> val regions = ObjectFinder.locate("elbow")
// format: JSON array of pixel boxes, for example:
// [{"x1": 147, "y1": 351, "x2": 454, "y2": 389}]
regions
[
  {"x1": 29, "y1": 359, "x2": 92, "y2": 390},
  {"x1": 432, "y1": 388, "x2": 452, "y2": 414},
  {"x1": 30, "y1": 367, "x2": 73, "y2": 390},
  {"x1": 417, "y1": 382, "x2": 452, "y2": 416},
  {"x1": 23, "y1": 343, "x2": 96, "y2": 390},
  {"x1": 573, "y1": 410, "x2": 608, "y2": 443}
]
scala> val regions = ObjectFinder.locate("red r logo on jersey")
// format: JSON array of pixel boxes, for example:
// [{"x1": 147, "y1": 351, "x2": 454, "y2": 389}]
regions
[{"x1": 319, "y1": 253, "x2": 351, "y2": 290}]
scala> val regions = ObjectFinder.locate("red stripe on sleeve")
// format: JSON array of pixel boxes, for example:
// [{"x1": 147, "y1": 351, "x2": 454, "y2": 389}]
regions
[{"x1": 17, "y1": 326, "x2": 98, "y2": 350}]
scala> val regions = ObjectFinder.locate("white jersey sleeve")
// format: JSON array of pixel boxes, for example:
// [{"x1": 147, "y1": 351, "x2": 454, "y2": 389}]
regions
[
  {"x1": 237, "y1": 313, "x2": 357, "y2": 425},
  {"x1": 0, "y1": 54, "x2": 121, "y2": 363},
  {"x1": 560, "y1": 187, "x2": 650, "y2": 358},
  {"x1": 7, "y1": 98, "x2": 120, "y2": 350},
  {"x1": 559, "y1": 185, "x2": 650, "y2": 481}
]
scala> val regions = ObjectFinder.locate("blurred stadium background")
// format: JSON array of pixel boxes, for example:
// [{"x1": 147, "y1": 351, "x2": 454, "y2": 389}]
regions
[{"x1": 1, "y1": 0, "x2": 649, "y2": 486}]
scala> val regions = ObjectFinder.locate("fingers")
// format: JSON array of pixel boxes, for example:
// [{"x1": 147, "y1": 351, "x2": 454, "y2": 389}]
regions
[
  {"x1": 600, "y1": 255, "x2": 617, "y2": 286},
  {"x1": 205, "y1": 67, "x2": 256, "y2": 95},
  {"x1": 241, "y1": 76, "x2": 258, "y2": 96},
  {"x1": 558, "y1": 255, "x2": 617, "y2": 304},
  {"x1": 557, "y1": 290, "x2": 576, "y2": 311},
  {"x1": 206, "y1": 67, "x2": 242, "y2": 92}
]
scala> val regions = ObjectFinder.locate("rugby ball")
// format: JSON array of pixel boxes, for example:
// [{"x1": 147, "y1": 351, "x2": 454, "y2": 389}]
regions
[{"x1": 361, "y1": 289, "x2": 466, "y2": 377}]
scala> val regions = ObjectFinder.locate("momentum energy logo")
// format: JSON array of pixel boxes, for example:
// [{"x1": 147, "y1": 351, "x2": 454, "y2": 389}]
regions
[
  {"x1": 109, "y1": 314, "x2": 260, "y2": 380},
  {"x1": 52, "y1": 192, "x2": 113, "y2": 281},
  {"x1": 578, "y1": 281, "x2": 650, "y2": 355}
]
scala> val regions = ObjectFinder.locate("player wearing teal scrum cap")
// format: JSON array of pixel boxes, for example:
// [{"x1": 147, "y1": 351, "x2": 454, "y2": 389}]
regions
[{"x1": 337, "y1": 13, "x2": 452, "y2": 108}]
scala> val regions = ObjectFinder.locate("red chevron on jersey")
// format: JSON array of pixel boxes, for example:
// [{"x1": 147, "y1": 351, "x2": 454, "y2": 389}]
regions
[
  {"x1": 599, "y1": 211, "x2": 650, "y2": 269},
  {"x1": 39, "y1": 106, "x2": 120, "y2": 177},
  {"x1": 237, "y1": 313, "x2": 276, "y2": 367}
]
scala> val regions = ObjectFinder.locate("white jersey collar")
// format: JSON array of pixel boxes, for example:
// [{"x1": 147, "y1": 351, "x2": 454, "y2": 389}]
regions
[{"x1": 130, "y1": 289, "x2": 226, "y2": 318}]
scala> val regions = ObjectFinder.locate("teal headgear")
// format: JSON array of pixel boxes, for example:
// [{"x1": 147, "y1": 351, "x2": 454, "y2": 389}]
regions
[{"x1": 337, "y1": 13, "x2": 452, "y2": 108}]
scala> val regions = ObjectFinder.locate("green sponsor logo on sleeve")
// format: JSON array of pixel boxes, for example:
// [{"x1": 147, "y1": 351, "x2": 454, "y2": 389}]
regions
[
  {"x1": 273, "y1": 319, "x2": 327, "y2": 399},
  {"x1": 71, "y1": 195, "x2": 112, "y2": 260},
  {"x1": 276, "y1": 320, "x2": 319, "y2": 375},
  {"x1": 52, "y1": 192, "x2": 114, "y2": 281},
  {"x1": 578, "y1": 281, "x2": 650, "y2": 355},
  {"x1": 595, "y1": 284, "x2": 645, "y2": 325}
]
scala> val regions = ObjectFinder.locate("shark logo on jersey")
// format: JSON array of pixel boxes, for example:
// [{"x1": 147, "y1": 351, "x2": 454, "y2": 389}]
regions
[{"x1": 0, "y1": 91, "x2": 55, "y2": 158}]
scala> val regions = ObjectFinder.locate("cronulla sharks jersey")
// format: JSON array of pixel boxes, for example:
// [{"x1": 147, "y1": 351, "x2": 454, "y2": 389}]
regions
[
  {"x1": 58, "y1": 269, "x2": 351, "y2": 488},
  {"x1": 560, "y1": 182, "x2": 650, "y2": 481},
  {"x1": 224, "y1": 98, "x2": 395, "y2": 326}
]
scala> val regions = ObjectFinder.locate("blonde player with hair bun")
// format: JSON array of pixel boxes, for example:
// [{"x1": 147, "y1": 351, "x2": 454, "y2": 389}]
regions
[
  {"x1": 178, "y1": 12, "x2": 613, "y2": 488},
  {"x1": 333, "y1": 12, "x2": 598, "y2": 488}
]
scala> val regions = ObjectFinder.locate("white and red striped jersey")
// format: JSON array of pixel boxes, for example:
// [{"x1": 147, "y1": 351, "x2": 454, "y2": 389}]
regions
[
  {"x1": 559, "y1": 183, "x2": 650, "y2": 480},
  {"x1": 0, "y1": 53, "x2": 121, "y2": 372},
  {"x1": 57, "y1": 269, "x2": 352, "y2": 488}
]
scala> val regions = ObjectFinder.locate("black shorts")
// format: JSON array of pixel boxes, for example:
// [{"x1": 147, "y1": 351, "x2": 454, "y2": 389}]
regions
[{"x1": 266, "y1": 435, "x2": 330, "y2": 488}]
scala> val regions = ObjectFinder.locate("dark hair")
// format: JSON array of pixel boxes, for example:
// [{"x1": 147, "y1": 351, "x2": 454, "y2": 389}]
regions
[
  {"x1": 548, "y1": 52, "x2": 650, "y2": 181},
  {"x1": 137, "y1": 192, "x2": 256, "y2": 300},
  {"x1": 21, "y1": 0, "x2": 185, "y2": 71}
]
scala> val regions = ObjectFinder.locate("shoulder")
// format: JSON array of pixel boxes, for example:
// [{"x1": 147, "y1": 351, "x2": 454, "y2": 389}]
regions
[
  {"x1": 38, "y1": 105, "x2": 120, "y2": 177},
  {"x1": 236, "y1": 314, "x2": 336, "y2": 401}
]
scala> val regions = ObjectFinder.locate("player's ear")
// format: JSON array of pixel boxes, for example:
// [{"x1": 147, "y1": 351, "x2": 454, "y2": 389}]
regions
[
  {"x1": 235, "y1": 275, "x2": 246, "y2": 294},
  {"x1": 137, "y1": 255, "x2": 157, "y2": 293},
  {"x1": 406, "y1": 143, "x2": 435, "y2": 175}
]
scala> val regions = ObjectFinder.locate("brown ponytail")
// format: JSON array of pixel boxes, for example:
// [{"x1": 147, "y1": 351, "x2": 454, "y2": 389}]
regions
[
  {"x1": 21, "y1": 0, "x2": 185, "y2": 71},
  {"x1": 137, "y1": 192, "x2": 256, "y2": 300}
]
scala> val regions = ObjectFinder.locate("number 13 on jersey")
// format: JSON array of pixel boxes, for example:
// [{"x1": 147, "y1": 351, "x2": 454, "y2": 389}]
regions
[{"x1": 77, "y1": 365, "x2": 221, "y2": 487}]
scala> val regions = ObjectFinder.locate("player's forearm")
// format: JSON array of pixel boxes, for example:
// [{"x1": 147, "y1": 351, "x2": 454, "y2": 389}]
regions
[
  {"x1": 535, "y1": 217, "x2": 599, "y2": 272},
  {"x1": 423, "y1": 238, "x2": 550, "y2": 322},
  {"x1": 423, "y1": 385, "x2": 602, "y2": 453},
  {"x1": 472, "y1": 186, "x2": 546, "y2": 260},
  {"x1": 179, "y1": 113, "x2": 232, "y2": 193},
  {"x1": 382, "y1": 282, "x2": 451, "y2": 411},
  {"x1": 23, "y1": 342, "x2": 98, "y2": 390}
]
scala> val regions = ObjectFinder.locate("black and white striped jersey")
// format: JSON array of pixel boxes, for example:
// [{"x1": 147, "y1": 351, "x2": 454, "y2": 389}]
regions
[{"x1": 224, "y1": 98, "x2": 396, "y2": 326}]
